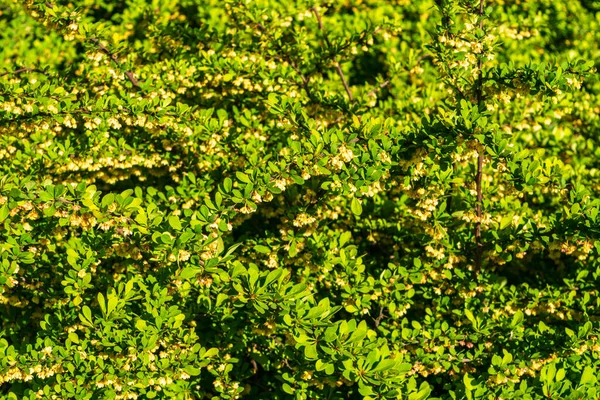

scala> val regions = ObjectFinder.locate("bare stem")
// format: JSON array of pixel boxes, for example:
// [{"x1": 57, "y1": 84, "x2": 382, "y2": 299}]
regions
[
  {"x1": 0, "y1": 66, "x2": 49, "y2": 78},
  {"x1": 474, "y1": 150, "x2": 483, "y2": 271},
  {"x1": 311, "y1": 7, "x2": 353, "y2": 102},
  {"x1": 366, "y1": 80, "x2": 389, "y2": 98},
  {"x1": 255, "y1": 23, "x2": 313, "y2": 99},
  {"x1": 474, "y1": 0, "x2": 485, "y2": 272},
  {"x1": 89, "y1": 38, "x2": 140, "y2": 88},
  {"x1": 446, "y1": 161, "x2": 457, "y2": 213},
  {"x1": 373, "y1": 305, "x2": 385, "y2": 327}
]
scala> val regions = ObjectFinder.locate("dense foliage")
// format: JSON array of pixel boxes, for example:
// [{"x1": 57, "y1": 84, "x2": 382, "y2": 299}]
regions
[{"x1": 1, "y1": 0, "x2": 600, "y2": 398}]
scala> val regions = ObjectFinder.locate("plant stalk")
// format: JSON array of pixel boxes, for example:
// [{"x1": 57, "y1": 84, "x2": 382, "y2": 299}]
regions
[{"x1": 474, "y1": 0, "x2": 485, "y2": 272}]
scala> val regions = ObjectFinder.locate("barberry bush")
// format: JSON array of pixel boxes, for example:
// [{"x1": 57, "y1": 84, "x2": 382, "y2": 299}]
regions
[{"x1": 1, "y1": 0, "x2": 600, "y2": 398}]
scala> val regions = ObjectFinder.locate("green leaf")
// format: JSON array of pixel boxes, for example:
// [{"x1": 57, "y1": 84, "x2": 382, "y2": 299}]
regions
[
  {"x1": 464, "y1": 309, "x2": 476, "y2": 326},
  {"x1": 68, "y1": 332, "x2": 79, "y2": 344},
  {"x1": 565, "y1": 327, "x2": 575, "y2": 338},
  {"x1": 82, "y1": 306, "x2": 92, "y2": 321},
  {"x1": 500, "y1": 215, "x2": 512, "y2": 230},
  {"x1": 511, "y1": 310, "x2": 524, "y2": 327},
  {"x1": 184, "y1": 366, "x2": 202, "y2": 376},
  {"x1": 264, "y1": 269, "x2": 282, "y2": 286},
  {"x1": 254, "y1": 245, "x2": 271, "y2": 254},
  {"x1": 223, "y1": 177, "x2": 233, "y2": 192},
  {"x1": 351, "y1": 198, "x2": 363, "y2": 216},
  {"x1": 372, "y1": 359, "x2": 397, "y2": 373},
  {"x1": 408, "y1": 386, "x2": 431, "y2": 400},
  {"x1": 236, "y1": 171, "x2": 250, "y2": 183},
  {"x1": 79, "y1": 306, "x2": 93, "y2": 327},
  {"x1": 203, "y1": 348, "x2": 219, "y2": 358},
  {"x1": 180, "y1": 267, "x2": 200, "y2": 280},
  {"x1": 0, "y1": 204, "x2": 8, "y2": 223},
  {"x1": 325, "y1": 364, "x2": 335, "y2": 375},
  {"x1": 135, "y1": 210, "x2": 147, "y2": 225},
  {"x1": 101, "y1": 193, "x2": 115, "y2": 208},
  {"x1": 135, "y1": 319, "x2": 147, "y2": 330},
  {"x1": 168, "y1": 215, "x2": 182, "y2": 230},
  {"x1": 464, "y1": 373, "x2": 475, "y2": 393},
  {"x1": 107, "y1": 295, "x2": 118, "y2": 317},
  {"x1": 580, "y1": 366, "x2": 597, "y2": 386},
  {"x1": 304, "y1": 344, "x2": 318, "y2": 360},
  {"x1": 216, "y1": 293, "x2": 229, "y2": 307},
  {"x1": 282, "y1": 383, "x2": 294, "y2": 394},
  {"x1": 98, "y1": 293, "x2": 106, "y2": 317}
]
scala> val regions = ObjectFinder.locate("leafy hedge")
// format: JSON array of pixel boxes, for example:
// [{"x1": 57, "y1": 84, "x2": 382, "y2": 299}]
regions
[{"x1": 2, "y1": 0, "x2": 600, "y2": 398}]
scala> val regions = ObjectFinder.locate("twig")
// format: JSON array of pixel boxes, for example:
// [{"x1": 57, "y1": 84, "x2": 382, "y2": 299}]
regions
[
  {"x1": 367, "y1": 80, "x2": 389, "y2": 97},
  {"x1": 331, "y1": 114, "x2": 344, "y2": 126},
  {"x1": 89, "y1": 38, "x2": 140, "y2": 88},
  {"x1": 13, "y1": 67, "x2": 34, "y2": 75},
  {"x1": 474, "y1": 0, "x2": 485, "y2": 273},
  {"x1": 255, "y1": 23, "x2": 313, "y2": 99},
  {"x1": 373, "y1": 305, "x2": 385, "y2": 327},
  {"x1": 0, "y1": 66, "x2": 49, "y2": 78},
  {"x1": 416, "y1": 53, "x2": 434, "y2": 64},
  {"x1": 446, "y1": 161, "x2": 457, "y2": 213},
  {"x1": 0, "y1": 105, "x2": 188, "y2": 125},
  {"x1": 311, "y1": 6, "x2": 353, "y2": 102}
]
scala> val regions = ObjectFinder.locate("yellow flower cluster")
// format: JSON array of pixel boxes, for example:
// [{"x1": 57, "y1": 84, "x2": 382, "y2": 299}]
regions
[{"x1": 0, "y1": 362, "x2": 63, "y2": 385}]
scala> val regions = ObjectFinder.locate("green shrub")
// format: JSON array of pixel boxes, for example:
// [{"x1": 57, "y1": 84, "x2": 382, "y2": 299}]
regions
[{"x1": 1, "y1": 0, "x2": 600, "y2": 398}]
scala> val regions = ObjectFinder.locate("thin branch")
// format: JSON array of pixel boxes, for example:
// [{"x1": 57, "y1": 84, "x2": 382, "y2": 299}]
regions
[
  {"x1": 367, "y1": 80, "x2": 389, "y2": 98},
  {"x1": 0, "y1": 66, "x2": 49, "y2": 78},
  {"x1": 446, "y1": 161, "x2": 457, "y2": 213},
  {"x1": 250, "y1": 359, "x2": 258, "y2": 374},
  {"x1": 13, "y1": 67, "x2": 34, "y2": 75},
  {"x1": 416, "y1": 53, "x2": 434, "y2": 63},
  {"x1": 373, "y1": 305, "x2": 385, "y2": 327},
  {"x1": 311, "y1": 6, "x2": 353, "y2": 102},
  {"x1": 89, "y1": 38, "x2": 140, "y2": 88},
  {"x1": 35, "y1": 3, "x2": 141, "y2": 89},
  {"x1": 0, "y1": 105, "x2": 191, "y2": 125},
  {"x1": 474, "y1": 149, "x2": 483, "y2": 271},
  {"x1": 474, "y1": 0, "x2": 485, "y2": 273},
  {"x1": 255, "y1": 23, "x2": 313, "y2": 99}
]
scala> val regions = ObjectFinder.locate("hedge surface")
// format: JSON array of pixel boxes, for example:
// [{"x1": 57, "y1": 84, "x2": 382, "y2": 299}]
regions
[{"x1": 1, "y1": 0, "x2": 600, "y2": 399}]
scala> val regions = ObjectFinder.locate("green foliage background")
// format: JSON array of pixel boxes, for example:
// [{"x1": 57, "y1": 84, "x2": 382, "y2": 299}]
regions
[{"x1": 1, "y1": 0, "x2": 600, "y2": 398}]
